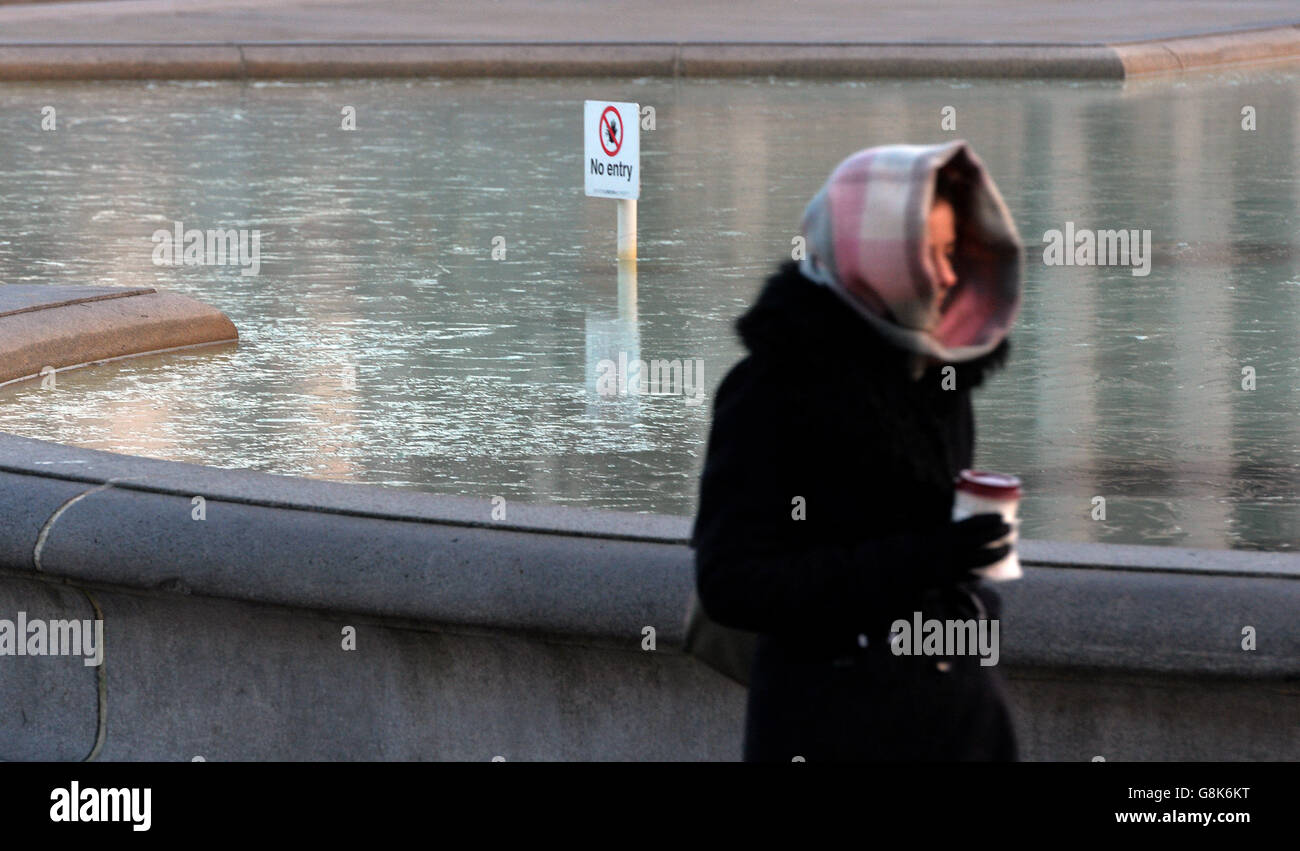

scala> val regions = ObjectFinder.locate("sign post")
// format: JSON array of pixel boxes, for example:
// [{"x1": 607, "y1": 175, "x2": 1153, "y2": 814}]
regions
[{"x1": 584, "y1": 100, "x2": 640, "y2": 262}]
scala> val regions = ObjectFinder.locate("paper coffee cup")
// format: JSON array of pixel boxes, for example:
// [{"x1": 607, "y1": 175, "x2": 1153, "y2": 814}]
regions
[{"x1": 952, "y1": 470, "x2": 1022, "y2": 581}]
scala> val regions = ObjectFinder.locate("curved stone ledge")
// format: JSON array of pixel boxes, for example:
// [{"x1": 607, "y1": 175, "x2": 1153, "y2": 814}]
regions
[
  {"x1": 0, "y1": 26, "x2": 1295, "y2": 81},
  {"x1": 1114, "y1": 24, "x2": 1300, "y2": 75},
  {"x1": 0, "y1": 431, "x2": 1296, "y2": 677},
  {"x1": 0, "y1": 285, "x2": 238, "y2": 388},
  {"x1": 1, "y1": 429, "x2": 1297, "y2": 760}
]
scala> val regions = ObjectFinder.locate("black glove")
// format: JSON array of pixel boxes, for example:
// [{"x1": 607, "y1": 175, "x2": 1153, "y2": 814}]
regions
[{"x1": 908, "y1": 513, "x2": 1012, "y2": 590}]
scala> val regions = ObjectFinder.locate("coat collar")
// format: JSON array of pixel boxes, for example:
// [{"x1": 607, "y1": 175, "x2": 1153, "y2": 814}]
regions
[{"x1": 737, "y1": 260, "x2": 1010, "y2": 389}]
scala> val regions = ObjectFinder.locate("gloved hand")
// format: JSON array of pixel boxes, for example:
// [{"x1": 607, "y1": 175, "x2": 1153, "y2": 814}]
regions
[{"x1": 907, "y1": 513, "x2": 1012, "y2": 590}]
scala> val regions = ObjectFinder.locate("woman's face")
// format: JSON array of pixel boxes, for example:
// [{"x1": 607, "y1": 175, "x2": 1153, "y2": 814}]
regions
[{"x1": 927, "y1": 197, "x2": 959, "y2": 321}]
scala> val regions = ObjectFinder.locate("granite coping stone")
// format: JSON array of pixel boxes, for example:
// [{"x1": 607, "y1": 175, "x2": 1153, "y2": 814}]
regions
[
  {"x1": 0, "y1": 27, "x2": 1295, "y2": 80},
  {"x1": 0, "y1": 432, "x2": 1296, "y2": 677},
  {"x1": 0, "y1": 285, "x2": 238, "y2": 388}
]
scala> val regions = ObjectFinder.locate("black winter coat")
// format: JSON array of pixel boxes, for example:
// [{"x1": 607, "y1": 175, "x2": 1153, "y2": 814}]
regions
[{"x1": 690, "y1": 259, "x2": 1018, "y2": 762}]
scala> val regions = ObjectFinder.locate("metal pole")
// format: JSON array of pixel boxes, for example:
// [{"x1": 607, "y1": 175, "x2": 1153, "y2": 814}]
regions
[{"x1": 617, "y1": 198, "x2": 637, "y2": 262}]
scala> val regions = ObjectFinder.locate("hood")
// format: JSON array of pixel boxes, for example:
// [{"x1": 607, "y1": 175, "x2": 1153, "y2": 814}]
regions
[{"x1": 798, "y1": 140, "x2": 1023, "y2": 364}]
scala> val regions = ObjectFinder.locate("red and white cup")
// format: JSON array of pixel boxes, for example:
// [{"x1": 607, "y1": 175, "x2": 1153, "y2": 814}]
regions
[{"x1": 952, "y1": 470, "x2": 1022, "y2": 581}]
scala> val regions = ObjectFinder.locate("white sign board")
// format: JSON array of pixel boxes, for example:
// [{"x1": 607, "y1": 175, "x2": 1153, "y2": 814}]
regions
[{"x1": 584, "y1": 100, "x2": 640, "y2": 200}]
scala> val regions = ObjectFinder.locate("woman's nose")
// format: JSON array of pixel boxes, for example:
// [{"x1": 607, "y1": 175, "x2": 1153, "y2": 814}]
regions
[{"x1": 937, "y1": 259, "x2": 958, "y2": 290}]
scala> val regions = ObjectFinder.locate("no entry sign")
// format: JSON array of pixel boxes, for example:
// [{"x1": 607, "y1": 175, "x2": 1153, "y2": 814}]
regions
[{"x1": 585, "y1": 100, "x2": 639, "y2": 200}]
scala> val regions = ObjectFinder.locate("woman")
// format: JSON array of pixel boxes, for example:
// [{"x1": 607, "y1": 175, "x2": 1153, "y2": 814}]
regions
[{"x1": 691, "y1": 141, "x2": 1024, "y2": 761}]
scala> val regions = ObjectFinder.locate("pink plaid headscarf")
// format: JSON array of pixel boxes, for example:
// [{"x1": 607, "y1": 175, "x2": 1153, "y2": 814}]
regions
[{"x1": 798, "y1": 141, "x2": 1022, "y2": 373}]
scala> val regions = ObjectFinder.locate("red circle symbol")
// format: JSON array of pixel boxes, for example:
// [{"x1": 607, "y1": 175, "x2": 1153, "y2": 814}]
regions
[{"x1": 599, "y1": 106, "x2": 623, "y2": 156}]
